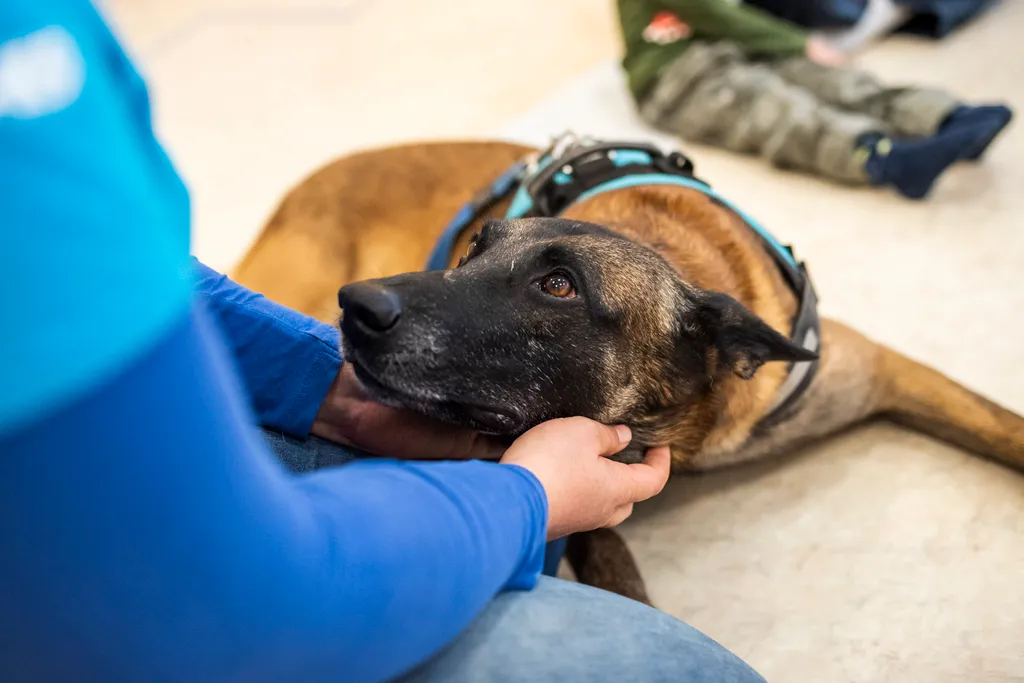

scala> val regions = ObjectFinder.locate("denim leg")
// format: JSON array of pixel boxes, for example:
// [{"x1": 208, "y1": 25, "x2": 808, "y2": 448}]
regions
[
  {"x1": 398, "y1": 576, "x2": 765, "y2": 683},
  {"x1": 259, "y1": 435, "x2": 760, "y2": 681},
  {"x1": 260, "y1": 429, "x2": 369, "y2": 473},
  {"x1": 542, "y1": 536, "x2": 567, "y2": 577}
]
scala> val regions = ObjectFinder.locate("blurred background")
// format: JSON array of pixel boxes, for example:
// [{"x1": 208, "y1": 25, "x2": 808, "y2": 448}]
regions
[
  {"x1": 100, "y1": 1, "x2": 1022, "y2": 681},
  {"x1": 100, "y1": 0, "x2": 620, "y2": 271}
]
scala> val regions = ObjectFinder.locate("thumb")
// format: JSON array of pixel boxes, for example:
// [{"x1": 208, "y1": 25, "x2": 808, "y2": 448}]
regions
[
  {"x1": 624, "y1": 445, "x2": 672, "y2": 502},
  {"x1": 581, "y1": 419, "x2": 632, "y2": 457}
]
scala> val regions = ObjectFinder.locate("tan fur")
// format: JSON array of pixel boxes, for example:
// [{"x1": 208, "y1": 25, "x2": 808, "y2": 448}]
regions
[
  {"x1": 235, "y1": 140, "x2": 1024, "y2": 602},
  {"x1": 233, "y1": 142, "x2": 529, "y2": 321}
]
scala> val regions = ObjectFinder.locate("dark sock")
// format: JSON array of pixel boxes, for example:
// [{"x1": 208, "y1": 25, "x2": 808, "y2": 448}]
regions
[
  {"x1": 940, "y1": 104, "x2": 1013, "y2": 161},
  {"x1": 859, "y1": 128, "x2": 977, "y2": 200}
]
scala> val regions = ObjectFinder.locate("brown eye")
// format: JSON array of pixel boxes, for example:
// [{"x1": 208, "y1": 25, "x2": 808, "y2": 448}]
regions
[
  {"x1": 541, "y1": 273, "x2": 576, "y2": 299},
  {"x1": 459, "y1": 233, "x2": 482, "y2": 267}
]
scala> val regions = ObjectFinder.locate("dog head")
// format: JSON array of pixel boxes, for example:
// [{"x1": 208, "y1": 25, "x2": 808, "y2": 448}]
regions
[{"x1": 338, "y1": 218, "x2": 815, "y2": 445}]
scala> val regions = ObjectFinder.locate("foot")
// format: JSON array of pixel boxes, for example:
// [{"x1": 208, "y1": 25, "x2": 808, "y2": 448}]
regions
[
  {"x1": 860, "y1": 127, "x2": 979, "y2": 200},
  {"x1": 941, "y1": 105, "x2": 1014, "y2": 161}
]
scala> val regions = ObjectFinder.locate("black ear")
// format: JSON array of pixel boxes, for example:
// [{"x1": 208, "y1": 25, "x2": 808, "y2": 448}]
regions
[{"x1": 696, "y1": 292, "x2": 818, "y2": 380}]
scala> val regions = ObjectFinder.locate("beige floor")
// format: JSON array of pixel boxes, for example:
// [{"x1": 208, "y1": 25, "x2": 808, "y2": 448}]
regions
[
  {"x1": 104, "y1": 0, "x2": 1023, "y2": 680},
  {"x1": 102, "y1": 0, "x2": 620, "y2": 271}
]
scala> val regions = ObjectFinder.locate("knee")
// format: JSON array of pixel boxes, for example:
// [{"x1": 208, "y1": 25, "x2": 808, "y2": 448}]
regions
[{"x1": 403, "y1": 578, "x2": 766, "y2": 683}]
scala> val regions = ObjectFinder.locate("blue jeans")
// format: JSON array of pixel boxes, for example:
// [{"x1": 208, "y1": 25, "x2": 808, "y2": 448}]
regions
[{"x1": 262, "y1": 430, "x2": 766, "y2": 683}]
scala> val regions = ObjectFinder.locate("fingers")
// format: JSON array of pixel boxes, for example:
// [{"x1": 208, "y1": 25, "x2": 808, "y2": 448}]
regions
[
  {"x1": 529, "y1": 416, "x2": 631, "y2": 454},
  {"x1": 579, "y1": 418, "x2": 631, "y2": 457},
  {"x1": 622, "y1": 445, "x2": 672, "y2": 502},
  {"x1": 606, "y1": 503, "x2": 634, "y2": 528},
  {"x1": 602, "y1": 447, "x2": 672, "y2": 527}
]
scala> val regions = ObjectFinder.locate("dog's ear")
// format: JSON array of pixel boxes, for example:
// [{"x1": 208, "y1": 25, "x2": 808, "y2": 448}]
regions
[{"x1": 695, "y1": 291, "x2": 818, "y2": 380}]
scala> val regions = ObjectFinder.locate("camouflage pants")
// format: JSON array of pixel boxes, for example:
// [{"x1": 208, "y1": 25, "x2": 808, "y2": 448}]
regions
[{"x1": 639, "y1": 42, "x2": 960, "y2": 183}]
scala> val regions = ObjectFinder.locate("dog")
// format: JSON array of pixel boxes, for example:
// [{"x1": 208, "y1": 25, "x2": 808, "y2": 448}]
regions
[{"x1": 233, "y1": 138, "x2": 1024, "y2": 604}]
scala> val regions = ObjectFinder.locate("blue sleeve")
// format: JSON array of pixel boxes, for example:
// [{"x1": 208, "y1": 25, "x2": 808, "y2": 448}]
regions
[
  {"x1": 0, "y1": 3, "x2": 548, "y2": 681},
  {"x1": 1, "y1": 306, "x2": 548, "y2": 683},
  {"x1": 192, "y1": 258, "x2": 342, "y2": 436}
]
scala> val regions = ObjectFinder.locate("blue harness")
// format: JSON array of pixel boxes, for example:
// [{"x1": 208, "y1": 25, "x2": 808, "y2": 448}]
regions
[
  {"x1": 426, "y1": 135, "x2": 821, "y2": 577},
  {"x1": 427, "y1": 140, "x2": 798, "y2": 272}
]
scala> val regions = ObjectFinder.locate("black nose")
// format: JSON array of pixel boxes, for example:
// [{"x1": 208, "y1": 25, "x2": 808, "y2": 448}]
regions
[{"x1": 338, "y1": 282, "x2": 402, "y2": 333}]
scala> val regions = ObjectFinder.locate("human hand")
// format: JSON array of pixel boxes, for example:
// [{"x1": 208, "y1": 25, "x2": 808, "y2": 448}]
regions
[
  {"x1": 311, "y1": 364, "x2": 505, "y2": 460},
  {"x1": 806, "y1": 37, "x2": 847, "y2": 67},
  {"x1": 500, "y1": 417, "x2": 671, "y2": 541}
]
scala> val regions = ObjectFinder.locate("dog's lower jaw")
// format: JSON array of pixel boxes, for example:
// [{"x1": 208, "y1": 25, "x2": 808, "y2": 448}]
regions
[
  {"x1": 345, "y1": 354, "x2": 530, "y2": 436},
  {"x1": 462, "y1": 405, "x2": 522, "y2": 434}
]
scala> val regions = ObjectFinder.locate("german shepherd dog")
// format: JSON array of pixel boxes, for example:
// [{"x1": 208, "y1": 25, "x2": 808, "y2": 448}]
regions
[{"x1": 233, "y1": 140, "x2": 1024, "y2": 604}]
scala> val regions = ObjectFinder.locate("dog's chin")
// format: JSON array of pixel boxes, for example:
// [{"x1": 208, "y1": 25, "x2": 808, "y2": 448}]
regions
[
  {"x1": 347, "y1": 358, "x2": 525, "y2": 435},
  {"x1": 458, "y1": 404, "x2": 523, "y2": 434}
]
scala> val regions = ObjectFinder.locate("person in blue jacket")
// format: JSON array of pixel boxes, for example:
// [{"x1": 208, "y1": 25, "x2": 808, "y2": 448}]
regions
[
  {"x1": 747, "y1": 0, "x2": 994, "y2": 38},
  {"x1": 0, "y1": 2, "x2": 768, "y2": 682}
]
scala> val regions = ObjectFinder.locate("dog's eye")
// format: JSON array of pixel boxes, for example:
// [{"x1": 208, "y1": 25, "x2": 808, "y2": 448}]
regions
[
  {"x1": 458, "y1": 233, "x2": 482, "y2": 268},
  {"x1": 541, "y1": 273, "x2": 577, "y2": 299}
]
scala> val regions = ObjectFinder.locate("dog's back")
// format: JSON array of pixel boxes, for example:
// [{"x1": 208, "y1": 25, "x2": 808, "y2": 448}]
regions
[{"x1": 233, "y1": 142, "x2": 530, "y2": 322}]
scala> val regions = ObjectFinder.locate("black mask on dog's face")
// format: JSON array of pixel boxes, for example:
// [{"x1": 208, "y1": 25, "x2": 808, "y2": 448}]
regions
[{"x1": 338, "y1": 218, "x2": 814, "y2": 441}]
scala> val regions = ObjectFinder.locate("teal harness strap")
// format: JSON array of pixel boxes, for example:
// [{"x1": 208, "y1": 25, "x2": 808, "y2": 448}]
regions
[
  {"x1": 425, "y1": 161, "x2": 527, "y2": 271},
  {"x1": 428, "y1": 139, "x2": 798, "y2": 284},
  {"x1": 572, "y1": 174, "x2": 798, "y2": 270}
]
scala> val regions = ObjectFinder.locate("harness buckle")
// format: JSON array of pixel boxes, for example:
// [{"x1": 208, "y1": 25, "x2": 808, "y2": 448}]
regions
[{"x1": 522, "y1": 137, "x2": 701, "y2": 217}]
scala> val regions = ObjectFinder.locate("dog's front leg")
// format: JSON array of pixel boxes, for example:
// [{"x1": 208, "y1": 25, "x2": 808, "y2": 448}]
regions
[{"x1": 565, "y1": 529, "x2": 652, "y2": 606}]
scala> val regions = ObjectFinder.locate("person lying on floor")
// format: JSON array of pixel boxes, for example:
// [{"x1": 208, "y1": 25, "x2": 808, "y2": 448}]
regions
[{"x1": 618, "y1": 0, "x2": 1012, "y2": 199}]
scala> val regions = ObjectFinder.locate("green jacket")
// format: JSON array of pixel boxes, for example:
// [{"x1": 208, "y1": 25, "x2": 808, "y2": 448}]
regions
[{"x1": 618, "y1": 0, "x2": 809, "y2": 99}]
